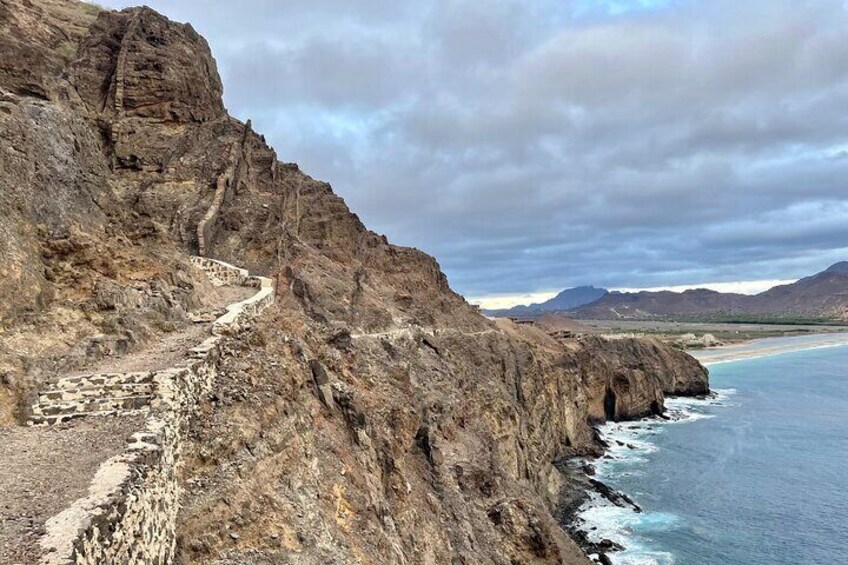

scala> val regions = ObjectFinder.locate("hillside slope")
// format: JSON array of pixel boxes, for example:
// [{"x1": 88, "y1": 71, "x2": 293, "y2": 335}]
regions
[
  {"x1": 485, "y1": 286, "x2": 608, "y2": 318},
  {"x1": 0, "y1": 1, "x2": 708, "y2": 563},
  {"x1": 567, "y1": 263, "x2": 848, "y2": 322}
]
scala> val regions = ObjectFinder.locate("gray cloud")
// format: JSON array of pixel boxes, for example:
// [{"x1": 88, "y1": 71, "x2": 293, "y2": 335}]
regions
[{"x1": 100, "y1": 0, "x2": 848, "y2": 298}]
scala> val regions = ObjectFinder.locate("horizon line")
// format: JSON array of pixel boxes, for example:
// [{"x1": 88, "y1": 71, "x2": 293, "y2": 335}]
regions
[{"x1": 469, "y1": 278, "x2": 798, "y2": 310}]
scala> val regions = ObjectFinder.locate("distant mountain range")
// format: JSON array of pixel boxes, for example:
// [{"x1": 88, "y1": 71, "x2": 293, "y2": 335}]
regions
[
  {"x1": 486, "y1": 262, "x2": 848, "y2": 322},
  {"x1": 483, "y1": 285, "x2": 608, "y2": 317}
]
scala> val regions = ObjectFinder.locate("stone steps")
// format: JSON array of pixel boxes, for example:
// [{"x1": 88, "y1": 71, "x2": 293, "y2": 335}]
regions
[
  {"x1": 30, "y1": 370, "x2": 159, "y2": 426},
  {"x1": 38, "y1": 382, "x2": 156, "y2": 403},
  {"x1": 28, "y1": 408, "x2": 149, "y2": 427},
  {"x1": 31, "y1": 394, "x2": 155, "y2": 418},
  {"x1": 48, "y1": 371, "x2": 156, "y2": 390}
]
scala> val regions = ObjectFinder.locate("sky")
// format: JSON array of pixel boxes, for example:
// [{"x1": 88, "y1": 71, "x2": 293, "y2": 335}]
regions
[{"x1": 98, "y1": 0, "x2": 848, "y2": 308}]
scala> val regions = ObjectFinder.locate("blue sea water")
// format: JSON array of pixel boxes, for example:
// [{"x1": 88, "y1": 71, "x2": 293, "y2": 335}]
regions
[{"x1": 576, "y1": 342, "x2": 848, "y2": 564}]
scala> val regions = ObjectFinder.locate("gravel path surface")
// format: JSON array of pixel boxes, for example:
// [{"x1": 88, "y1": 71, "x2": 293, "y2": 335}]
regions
[
  {"x1": 0, "y1": 284, "x2": 255, "y2": 563},
  {"x1": 64, "y1": 285, "x2": 254, "y2": 376},
  {"x1": 0, "y1": 416, "x2": 143, "y2": 564}
]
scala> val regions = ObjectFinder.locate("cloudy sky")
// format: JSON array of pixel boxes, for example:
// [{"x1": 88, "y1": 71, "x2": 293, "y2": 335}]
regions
[{"x1": 100, "y1": 0, "x2": 848, "y2": 307}]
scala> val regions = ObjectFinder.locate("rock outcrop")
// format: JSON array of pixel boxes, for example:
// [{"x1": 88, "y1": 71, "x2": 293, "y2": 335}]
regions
[
  {"x1": 581, "y1": 336, "x2": 710, "y2": 403},
  {"x1": 0, "y1": 1, "x2": 710, "y2": 563}
]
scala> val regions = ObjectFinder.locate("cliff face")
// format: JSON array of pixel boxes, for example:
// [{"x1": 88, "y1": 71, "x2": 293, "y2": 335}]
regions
[
  {"x1": 173, "y1": 318, "x2": 707, "y2": 564},
  {"x1": 0, "y1": 0, "x2": 230, "y2": 424},
  {"x1": 0, "y1": 1, "x2": 709, "y2": 563}
]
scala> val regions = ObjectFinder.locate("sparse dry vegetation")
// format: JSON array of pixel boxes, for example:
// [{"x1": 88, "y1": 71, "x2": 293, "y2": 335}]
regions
[
  {"x1": 56, "y1": 40, "x2": 76, "y2": 60},
  {"x1": 79, "y1": 2, "x2": 103, "y2": 16}
]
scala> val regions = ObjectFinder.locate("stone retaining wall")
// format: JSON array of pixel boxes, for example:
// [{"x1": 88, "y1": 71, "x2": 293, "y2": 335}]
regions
[
  {"x1": 189, "y1": 256, "x2": 249, "y2": 287},
  {"x1": 212, "y1": 275, "x2": 274, "y2": 335},
  {"x1": 39, "y1": 257, "x2": 274, "y2": 564}
]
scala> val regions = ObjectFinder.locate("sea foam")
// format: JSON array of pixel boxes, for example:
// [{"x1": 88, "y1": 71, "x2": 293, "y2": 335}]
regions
[{"x1": 575, "y1": 389, "x2": 736, "y2": 564}]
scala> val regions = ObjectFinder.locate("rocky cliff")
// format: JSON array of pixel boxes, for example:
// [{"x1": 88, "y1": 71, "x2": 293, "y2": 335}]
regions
[{"x1": 0, "y1": 1, "x2": 709, "y2": 563}]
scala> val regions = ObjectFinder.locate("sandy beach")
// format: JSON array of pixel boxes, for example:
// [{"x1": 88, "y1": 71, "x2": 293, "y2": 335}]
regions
[{"x1": 689, "y1": 332, "x2": 848, "y2": 365}]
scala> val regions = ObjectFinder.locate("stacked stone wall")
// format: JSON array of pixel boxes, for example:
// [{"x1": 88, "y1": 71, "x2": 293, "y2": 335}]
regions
[
  {"x1": 39, "y1": 257, "x2": 273, "y2": 564},
  {"x1": 189, "y1": 256, "x2": 249, "y2": 287}
]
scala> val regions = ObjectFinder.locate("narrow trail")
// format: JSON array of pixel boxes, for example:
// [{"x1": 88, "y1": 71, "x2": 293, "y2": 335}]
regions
[
  {"x1": 65, "y1": 285, "x2": 253, "y2": 377},
  {"x1": 0, "y1": 259, "x2": 267, "y2": 564},
  {"x1": 350, "y1": 326, "x2": 502, "y2": 340},
  {"x1": 0, "y1": 416, "x2": 144, "y2": 565}
]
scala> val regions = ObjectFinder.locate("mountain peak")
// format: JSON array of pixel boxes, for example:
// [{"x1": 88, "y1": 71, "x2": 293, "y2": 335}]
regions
[
  {"x1": 554, "y1": 284, "x2": 599, "y2": 296},
  {"x1": 823, "y1": 261, "x2": 848, "y2": 274},
  {"x1": 485, "y1": 285, "x2": 608, "y2": 317}
]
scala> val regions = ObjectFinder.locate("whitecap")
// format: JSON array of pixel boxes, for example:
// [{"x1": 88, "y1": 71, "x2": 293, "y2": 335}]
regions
[
  {"x1": 576, "y1": 494, "x2": 677, "y2": 565},
  {"x1": 575, "y1": 388, "x2": 737, "y2": 563}
]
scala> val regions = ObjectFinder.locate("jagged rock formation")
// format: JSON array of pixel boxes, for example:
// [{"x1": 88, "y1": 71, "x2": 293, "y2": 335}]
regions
[{"x1": 0, "y1": 1, "x2": 710, "y2": 563}]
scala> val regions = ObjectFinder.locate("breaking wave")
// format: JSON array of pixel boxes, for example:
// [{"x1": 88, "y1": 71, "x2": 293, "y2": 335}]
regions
[{"x1": 574, "y1": 389, "x2": 736, "y2": 564}]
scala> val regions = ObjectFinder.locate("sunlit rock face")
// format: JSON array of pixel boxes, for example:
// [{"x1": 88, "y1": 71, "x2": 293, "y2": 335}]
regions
[{"x1": 0, "y1": 1, "x2": 709, "y2": 563}]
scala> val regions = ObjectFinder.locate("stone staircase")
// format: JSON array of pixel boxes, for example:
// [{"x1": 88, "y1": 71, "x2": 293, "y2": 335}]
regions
[
  {"x1": 28, "y1": 256, "x2": 273, "y2": 427},
  {"x1": 29, "y1": 371, "x2": 156, "y2": 425}
]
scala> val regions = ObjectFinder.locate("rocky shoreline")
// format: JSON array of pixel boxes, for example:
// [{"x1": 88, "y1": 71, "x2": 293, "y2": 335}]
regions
[
  {"x1": 557, "y1": 460, "x2": 625, "y2": 564},
  {"x1": 557, "y1": 435, "x2": 647, "y2": 564},
  {"x1": 1, "y1": 1, "x2": 712, "y2": 561},
  {"x1": 561, "y1": 389, "x2": 723, "y2": 565}
]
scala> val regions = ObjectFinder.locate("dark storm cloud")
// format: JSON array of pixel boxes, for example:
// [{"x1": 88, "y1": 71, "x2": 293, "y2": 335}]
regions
[{"x1": 100, "y1": 0, "x2": 848, "y2": 301}]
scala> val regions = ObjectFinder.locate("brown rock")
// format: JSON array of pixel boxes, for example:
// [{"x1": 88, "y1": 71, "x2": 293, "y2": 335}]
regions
[{"x1": 0, "y1": 2, "x2": 710, "y2": 564}]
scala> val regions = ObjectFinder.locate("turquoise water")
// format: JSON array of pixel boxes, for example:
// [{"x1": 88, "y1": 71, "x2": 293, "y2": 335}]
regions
[{"x1": 576, "y1": 344, "x2": 848, "y2": 564}]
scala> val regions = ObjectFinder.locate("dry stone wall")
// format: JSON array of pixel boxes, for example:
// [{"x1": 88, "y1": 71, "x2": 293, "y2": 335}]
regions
[
  {"x1": 38, "y1": 257, "x2": 274, "y2": 564},
  {"x1": 212, "y1": 275, "x2": 275, "y2": 335},
  {"x1": 29, "y1": 371, "x2": 155, "y2": 425},
  {"x1": 189, "y1": 256, "x2": 249, "y2": 287}
]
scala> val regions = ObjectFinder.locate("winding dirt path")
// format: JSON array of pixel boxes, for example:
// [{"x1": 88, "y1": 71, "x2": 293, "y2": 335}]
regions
[
  {"x1": 0, "y1": 416, "x2": 143, "y2": 565},
  {"x1": 350, "y1": 326, "x2": 501, "y2": 340},
  {"x1": 0, "y1": 283, "x2": 253, "y2": 563}
]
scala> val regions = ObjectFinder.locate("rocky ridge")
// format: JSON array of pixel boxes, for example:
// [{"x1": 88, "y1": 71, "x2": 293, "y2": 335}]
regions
[
  {"x1": 484, "y1": 286, "x2": 609, "y2": 318},
  {"x1": 0, "y1": 1, "x2": 709, "y2": 563},
  {"x1": 571, "y1": 263, "x2": 848, "y2": 321},
  {"x1": 487, "y1": 262, "x2": 848, "y2": 322}
]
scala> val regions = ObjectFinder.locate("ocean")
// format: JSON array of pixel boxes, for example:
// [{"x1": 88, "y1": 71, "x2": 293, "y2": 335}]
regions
[{"x1": 575, "y1": 341, "x2": 848, "y2": 564}]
